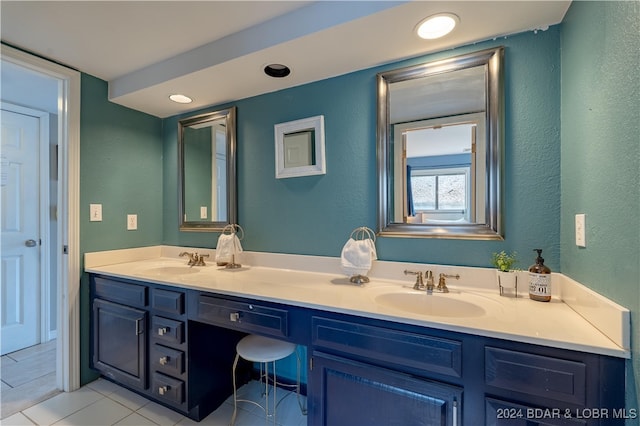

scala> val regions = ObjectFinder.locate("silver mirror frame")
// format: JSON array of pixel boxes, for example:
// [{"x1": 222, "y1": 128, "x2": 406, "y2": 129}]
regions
[
  {"x1": 178, "y1": 106, "x2": 237, "y2": 232},
  {"x1": 377, "y1": 47, "x2": 504, "y2": 240}
]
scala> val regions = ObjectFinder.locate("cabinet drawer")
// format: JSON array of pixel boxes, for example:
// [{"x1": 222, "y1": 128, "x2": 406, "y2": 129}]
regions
[
  {"x1": 197, "y1": 295, "x2": 288, "y2": 338},
  {"x1": 152, "y1": 372, "x2": 184, "y2": 405},
  {"x1": 151, "y1": 288, "x2": 185, "y2": 315},
  {"x1": 94, "y1": 277, "x2": 147, "y2": 308},
  {"x1": 151, "y1": 316, "x2": 184, "y2": 345},
  {"x1": 312, "y1": 317, "x2": 462, "y2": 378},
  {"x1": 151, "y1": 344, "x2": 184, "y2": 376},
  {"x1": 485, "y1": 347, "x2": 586, "y2": 405}
]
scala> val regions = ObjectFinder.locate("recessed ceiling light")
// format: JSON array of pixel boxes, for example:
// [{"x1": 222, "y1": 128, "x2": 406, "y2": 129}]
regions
[
  {"x1": 264, "y1": 64, "x2": 291, "y2": 78},
  {"x1": 416, "y1": 13, "x2": 459, "y2": 40},
  {"x1": 169, "y1": 94, "x2": 193, "y2": 104}
]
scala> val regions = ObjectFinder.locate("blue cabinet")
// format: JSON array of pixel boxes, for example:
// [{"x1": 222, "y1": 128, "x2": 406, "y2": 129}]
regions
[
  {"x1": 90, "y1": 275, "x2": 244, "y2": 421},
  {"x1": 311, "y1": 351, "x2": 461, "y2": 426},
  {"x1": 92, "y1": 299, "x2": 147, "y2": 391},
  {"x1": 91, "y1": 275, "x2": 626, "y2": 425}
]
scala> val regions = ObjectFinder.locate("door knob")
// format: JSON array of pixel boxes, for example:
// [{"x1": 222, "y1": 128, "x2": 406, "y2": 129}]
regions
[{"x1": 25, "y1": 239, "x2": 37, "y2": 247}]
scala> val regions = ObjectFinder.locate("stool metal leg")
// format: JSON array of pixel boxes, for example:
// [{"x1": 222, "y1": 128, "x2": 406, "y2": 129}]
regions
[
  {"x1": 295, "y1": 348, "x2": 307, "y2": 415},
  {"x1": 231, "y1": 353, "x2": 240, "y2": 426}
]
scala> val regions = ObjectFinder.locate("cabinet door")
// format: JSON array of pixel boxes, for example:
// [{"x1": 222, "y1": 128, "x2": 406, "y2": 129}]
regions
[
  {"x1": 93, "y1": 299, "x2": 147, "y2": 390},
  {"x1": 310, "y1": 352, "x2": 462, "y2": 426}
]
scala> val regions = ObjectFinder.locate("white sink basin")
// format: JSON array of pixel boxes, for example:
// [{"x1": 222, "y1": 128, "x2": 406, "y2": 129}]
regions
[
  {"x1": 143, "y1": 266, "x2": 201, "y2": 275},
  {"x1": 374, "y1": 291, "x2": 486, "y2": 318}
]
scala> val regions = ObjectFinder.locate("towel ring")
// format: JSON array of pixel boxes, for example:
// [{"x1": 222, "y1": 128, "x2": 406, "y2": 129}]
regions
[
  {"x1": 219, "y1": 224, "x2": 244, "y2": 269},
  {"x1": 349, "y1": 226, "x2": 376, "y2": 242},
  {"x1": 222, "y1": 223, "x2": 245, "y2": 240},
  {"x1": 346, "y1": 226, "x2": 376, "y2": 285}
]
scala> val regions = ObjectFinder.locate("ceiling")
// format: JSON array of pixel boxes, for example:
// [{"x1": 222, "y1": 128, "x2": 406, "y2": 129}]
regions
[{"x1": 1, "y1": 1, "x2": 570, "y2": 118}]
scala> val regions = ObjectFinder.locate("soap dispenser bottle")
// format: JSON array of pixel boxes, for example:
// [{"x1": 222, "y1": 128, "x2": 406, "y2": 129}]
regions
[{"x1": 528, "y1": 249, "x2": 551, "y2": 302}]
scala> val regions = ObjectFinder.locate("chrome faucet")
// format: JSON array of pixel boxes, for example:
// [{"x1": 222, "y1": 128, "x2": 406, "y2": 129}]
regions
[
  {"x1": 437, "y1": 273, "x2": 460, "y2": 293},
  {"x1": 404, "y1": 270, "x2": 435, "y2": 293},
  {"x1": 179, "y1": 252, "x2": 209, "y2": 267},
  {"x1": 425, "y1": 270, "x2": 435, "y2": 292}
]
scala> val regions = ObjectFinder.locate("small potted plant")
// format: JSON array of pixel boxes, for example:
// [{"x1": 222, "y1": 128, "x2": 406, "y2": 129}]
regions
[{"x1": 491, "y1": 250, "x2": 519, "y2": 294}]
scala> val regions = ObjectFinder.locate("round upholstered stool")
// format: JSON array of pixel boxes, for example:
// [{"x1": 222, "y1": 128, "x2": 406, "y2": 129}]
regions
[{"x1": 231, "y1": 335, "x2": 306, "y2": 425}]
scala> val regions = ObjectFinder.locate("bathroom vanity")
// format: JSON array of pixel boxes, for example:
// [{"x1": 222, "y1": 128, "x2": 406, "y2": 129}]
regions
[{"x1": 86, "y1": 247, "x2": 629, "y2": 425}]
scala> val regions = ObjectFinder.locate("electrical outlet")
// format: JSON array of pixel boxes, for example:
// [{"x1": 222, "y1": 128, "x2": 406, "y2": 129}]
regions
[
  {"x1": 575, "y1": 213, "x2": 586, "y2": 247},
  {"x1": 200, "y1": 206, "x2": 208, "y2": 219},
  {"x1": 127, "y1": 214, "x2": 138, "y2": 230},
  {"x1": 90, "y1": 204, "x2": 102, "y2": 222}
]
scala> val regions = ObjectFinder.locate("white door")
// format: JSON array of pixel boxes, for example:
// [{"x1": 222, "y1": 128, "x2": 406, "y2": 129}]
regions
[{"x1": 1, "y1": 107, "x2": 42, "y2": 355}]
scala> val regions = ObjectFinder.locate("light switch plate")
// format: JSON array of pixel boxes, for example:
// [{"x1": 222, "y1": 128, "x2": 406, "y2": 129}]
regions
[
  {"x1": 200, "y1": 206, "x2": 208, "y2": 219},
  {"x1": 90, "y1": 204, "x2": 102, "y2": 222},
  {"x1": 127, "y1": 214, "x2": 138, "y2": 230},
  {"x1": 575, "y1": 213, "x2": 586, "y2": 247}
]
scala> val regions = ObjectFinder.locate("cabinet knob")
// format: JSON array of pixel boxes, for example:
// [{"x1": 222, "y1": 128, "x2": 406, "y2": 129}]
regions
[
  {"x1": 158, "y1": 327, "x2": 169, "y2": 336},
  {"x1": 159, "y1": 356, "x2": 169, "y2": 365},
  {"x1": 229, "y1": 312, "x2": 240, "y2": 322},
  {"x1": 158, "y1": 385, "x2": 170, "y2": 395}
]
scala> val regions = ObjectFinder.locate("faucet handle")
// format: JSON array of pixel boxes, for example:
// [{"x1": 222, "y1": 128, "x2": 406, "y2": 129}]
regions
[
  {"x1": 437, "y1": 273, "x2": 460, "y2": 293},
  {"x1": 404, "y1": 270, "x2": 424, "y2": 290}
]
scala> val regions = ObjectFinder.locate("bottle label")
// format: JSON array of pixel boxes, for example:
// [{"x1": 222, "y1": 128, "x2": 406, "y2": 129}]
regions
[{"x1": 529, "y1": 273, "x2": 551, "y2": 296}]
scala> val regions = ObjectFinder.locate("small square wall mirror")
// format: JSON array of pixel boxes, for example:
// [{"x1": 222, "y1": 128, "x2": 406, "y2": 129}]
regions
[{"x1": 275, "y1": 115, "x2": 325, "y2": 179}]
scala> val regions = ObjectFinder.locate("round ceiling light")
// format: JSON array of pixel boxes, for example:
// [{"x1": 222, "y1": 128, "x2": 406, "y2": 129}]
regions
[
  {"x1": 416, "y1": 13, "x2": 459, "y2": 40},
  {"x1": 264, "y1": 64, "x2": 291, "y2": 78},
  {"x1": 169, "y1": 94, "x2": 193, "y2": 104}
]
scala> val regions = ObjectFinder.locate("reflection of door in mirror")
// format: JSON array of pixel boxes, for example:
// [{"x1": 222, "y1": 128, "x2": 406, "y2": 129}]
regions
[
  {"x1": 183, "y1": 118, "x2": 226, "y2": 222},
  {"x1": 389, "y1": 64, "x2": 487, "y2": 226},
  {"x1": 393, "y1": 113, "x2": 486, "y2": 225}
]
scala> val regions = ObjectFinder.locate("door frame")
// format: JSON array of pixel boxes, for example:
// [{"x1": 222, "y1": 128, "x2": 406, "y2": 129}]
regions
[{"x1": 2, "y1": 44, "x2": 81, "y2": 392}]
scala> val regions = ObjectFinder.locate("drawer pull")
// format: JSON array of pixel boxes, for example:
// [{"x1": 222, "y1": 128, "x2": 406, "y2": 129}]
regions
[
  {"x1": 158, "y1": 385, "x2": 170, "y2": 395},
  {"x1": 159, "y1": 356, "x2": 170, "y2": 365},
  {"x1": 229, "y1": 312, "x2": 240, "y2": 322},
  {"x1": 158, "y1": 327, "x2": 169, "y2": 336}
]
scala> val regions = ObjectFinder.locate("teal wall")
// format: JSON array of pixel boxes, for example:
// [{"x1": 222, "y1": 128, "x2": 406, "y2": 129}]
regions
[
  {"x1": 79, "y1": 74, "x2": 163, "y2": 382},
  {"x1": 163, "y1": 29, "x2": 562, "y2": 272},
  {"x1": 560, "y1": 1, "x2": 640, "y2": 418}
]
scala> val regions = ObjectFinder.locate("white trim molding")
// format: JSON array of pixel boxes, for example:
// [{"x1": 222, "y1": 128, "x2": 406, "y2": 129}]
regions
[{"x1": 2, "y1": 44, "x2": 81, "y2": 392}]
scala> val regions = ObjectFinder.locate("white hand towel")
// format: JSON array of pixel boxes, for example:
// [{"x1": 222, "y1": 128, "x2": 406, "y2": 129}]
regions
[
  {"x1": 215, "y1": 233, "x2": 243, "y2": 263},
  {"x1": 340, "y1": 238, "x2": 377, "y2": 277}
]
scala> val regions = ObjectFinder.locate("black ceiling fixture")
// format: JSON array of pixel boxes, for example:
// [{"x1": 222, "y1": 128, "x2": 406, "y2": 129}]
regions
[{"x1": 264, "y1": 64, "x2": 291, "y2": 78}]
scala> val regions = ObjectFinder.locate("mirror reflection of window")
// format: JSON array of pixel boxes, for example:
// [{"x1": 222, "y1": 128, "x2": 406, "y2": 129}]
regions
[
  {"x1": 393, "y1": 114, "x2": 485, "y2": 225},
  {"x1": 406, "y1": 123, "x2": 473, "y2": 223}
]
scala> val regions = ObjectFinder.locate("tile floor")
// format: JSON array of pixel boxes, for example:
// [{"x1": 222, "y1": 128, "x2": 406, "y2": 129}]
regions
[
  {"x1": 1, "y1": 378, "x2": 307, "y2": 426},
  {"x1": 1, "y1": 340, "x2": 60, "y2": 419}
]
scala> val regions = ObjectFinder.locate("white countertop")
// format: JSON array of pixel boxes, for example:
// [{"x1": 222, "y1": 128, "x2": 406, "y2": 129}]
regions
[{"x1": 85, "y1": 246, "x2": 630, "y2": 358}]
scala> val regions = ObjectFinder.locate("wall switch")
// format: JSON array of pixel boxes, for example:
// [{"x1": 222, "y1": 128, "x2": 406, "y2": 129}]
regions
[
  {"x1": 200, "y1": 206, "x2": 208, "y2": 219},
  {"x1": 90, "y1": 204, "x2": 102, "y2": 222},
  {"x1": 127, "y1": 214, "x2": 138, "y2": 230},
  {"x1": 575, "y1": 213, "x2": 586, "y2": 247}
]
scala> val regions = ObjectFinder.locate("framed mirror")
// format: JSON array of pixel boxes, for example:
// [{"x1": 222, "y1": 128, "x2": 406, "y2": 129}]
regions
[
  {"x1": 178, "y1": 106, "x2": 237, "y2": 231},
  {"x1": 377, "y1": 47, "x2": 504, "y2": 239},
  {"x1": 274, "y1": 115, "x2": 326, "y2": 179}
]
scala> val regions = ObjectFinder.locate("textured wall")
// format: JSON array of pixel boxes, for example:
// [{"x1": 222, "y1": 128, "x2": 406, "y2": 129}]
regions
[
  {"x1": 79, "y1": 74, "x2": 163, "y2": 382},
  {"x1": 163, "y1": 28, "x2": 562, "y2": 272},
  {"x1": 560, "y1": 1, "x2": 640, "y2": 417}
]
